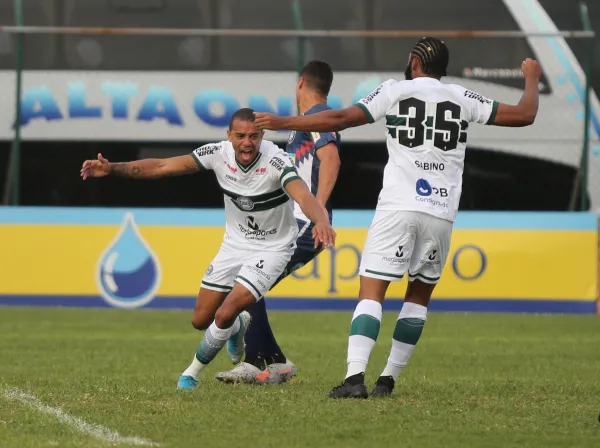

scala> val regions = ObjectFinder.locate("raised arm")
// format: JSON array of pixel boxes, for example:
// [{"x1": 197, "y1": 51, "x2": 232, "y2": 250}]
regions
[
  {"x1": 284, "y1": 178, "x2": 336, "y2": 248},
  {"x1": 255, "y1": 106, "x2": 369, "y2": 133},
  {"x1": 256, "y1": 80, "x2": 397, "y2": 133},
  {"x1": 81, "y1": 153, "x2": 200, "y2": 180},
  {"x1": 490, "y1": 59, "x2": 541, "y2": 127}
]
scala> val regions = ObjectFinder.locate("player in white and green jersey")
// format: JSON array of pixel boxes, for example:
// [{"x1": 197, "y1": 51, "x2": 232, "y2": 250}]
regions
[
  {"x1": 254, "y1": 37, "x2": 542, "y2": 398},
  {"x1": 80, "y1": 108, "x2": 336, "y2": 390}
]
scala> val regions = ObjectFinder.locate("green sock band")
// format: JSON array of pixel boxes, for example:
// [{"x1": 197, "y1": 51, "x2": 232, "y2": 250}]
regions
[
  {"x1": 392, "y1": 318, "x2": 425, "y2": 345},
  {"x1": 350, "y1": 314, "x2": 381, "y2": 341}
]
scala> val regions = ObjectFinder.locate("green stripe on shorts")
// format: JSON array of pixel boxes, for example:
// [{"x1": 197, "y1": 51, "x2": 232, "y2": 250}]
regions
[
  {"x1": 364, "y1": 269, "x2": 404, "y2": 279},
  {"x1": 201, "y1": 280, "x2": 232, "y2": 291},
  {"x1": 235, "y1": 275, "x2": 262, "y2": 298}
]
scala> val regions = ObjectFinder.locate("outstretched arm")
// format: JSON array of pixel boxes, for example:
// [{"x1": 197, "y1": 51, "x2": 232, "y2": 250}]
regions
[
  {"x1": 490, "y1": 59, "x2": 541, "y2": 127},
  {"x1": 255, "y1": 106, "x2": 369, "y2": 133},
  {"x1": 81, "y1": 153, "x2": 200, "y2": 180},
  {"x1": 108, "y1": 155, "x2": 199, "y2": 178}
]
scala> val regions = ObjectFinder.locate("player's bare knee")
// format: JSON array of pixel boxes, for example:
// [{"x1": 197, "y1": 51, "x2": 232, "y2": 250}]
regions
[
  {"x1": 214, "y1": 305, "x2": 238, "y2": 329},
  {"x1": 358, "y1": 276, "x2": 389, "y2": 303},
  {"x1": 405, "y1": 279, "x2": 436, "y2": 307},
  {"x1": 191, "y1": 311, "x2": 212, "y2": 331}
]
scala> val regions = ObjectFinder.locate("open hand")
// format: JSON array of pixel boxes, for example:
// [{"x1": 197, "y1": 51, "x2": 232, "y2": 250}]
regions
[{"x1": 312, "y1": 221, "x2": 337, "y2": 249}]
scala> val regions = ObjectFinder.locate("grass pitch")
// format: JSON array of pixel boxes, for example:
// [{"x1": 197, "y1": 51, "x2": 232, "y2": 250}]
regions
[{"x1": 0, "y1": 307, "x2": 599, "y2": 448}]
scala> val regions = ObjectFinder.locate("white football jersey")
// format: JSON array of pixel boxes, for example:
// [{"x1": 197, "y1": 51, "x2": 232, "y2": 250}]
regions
[
  {"x1": 192, "y1": 140, "x2": 302, "y2": 251},
  {"x1": 356, "y1": 77, "x2": 498, "y2": 222}
]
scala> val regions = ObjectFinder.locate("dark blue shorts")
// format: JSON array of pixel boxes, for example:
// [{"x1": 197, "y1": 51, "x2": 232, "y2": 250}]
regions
[{"x1": 269, "y1": 219, "x2": 322, "y2": 290}]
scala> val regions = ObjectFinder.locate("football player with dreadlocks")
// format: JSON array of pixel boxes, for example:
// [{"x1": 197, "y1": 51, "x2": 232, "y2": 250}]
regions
[{"x1": 254, "y1": 37, "x2": 542, "y2": 399}]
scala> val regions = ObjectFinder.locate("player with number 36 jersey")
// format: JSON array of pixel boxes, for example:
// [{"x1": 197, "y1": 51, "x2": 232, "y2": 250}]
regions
[
  {"x1": 254, "y1": 37, "x2": 542, "y2": 399},
  {"x1": 355, "y1": 77, "x2": 498, "y2": 222}
]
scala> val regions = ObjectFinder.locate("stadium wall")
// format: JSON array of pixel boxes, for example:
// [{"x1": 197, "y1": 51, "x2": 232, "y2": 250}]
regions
[{"x1": 0, "y1": 207, "x2": 597, "y2": 314}]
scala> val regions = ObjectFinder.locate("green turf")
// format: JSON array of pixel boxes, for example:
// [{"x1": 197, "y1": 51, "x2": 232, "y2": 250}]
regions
[{"x1": 0, "y1": 307, "x2": 599, "y2": 448}]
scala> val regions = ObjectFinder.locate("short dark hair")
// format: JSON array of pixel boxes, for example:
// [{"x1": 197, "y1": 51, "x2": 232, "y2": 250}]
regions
[
  {"x1": 411, "y1": 37, "x2": 449, "y2": 77},
  {"x1": 300, "y1": 60, "x2": 334, "y2": 96},
  {"x1": 228, "y1": 108, "x2": 256, "y2": 130}
]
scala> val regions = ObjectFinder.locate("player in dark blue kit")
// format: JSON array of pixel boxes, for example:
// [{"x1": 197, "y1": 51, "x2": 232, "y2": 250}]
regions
[{"x1": 216, "y1": 60, "x2": 341, "y2": 385}]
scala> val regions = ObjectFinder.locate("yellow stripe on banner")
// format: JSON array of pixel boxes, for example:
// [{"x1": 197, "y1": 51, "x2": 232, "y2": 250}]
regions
[
  {"x1": 0, "y1": 225, "x2": 596, "y2": 300},
  {"x1": 269, "y1": 229, "x2": 597, "y2": 301},
  {"x1": 0, "y1": 225, "x2": 224, "y2": 295}
]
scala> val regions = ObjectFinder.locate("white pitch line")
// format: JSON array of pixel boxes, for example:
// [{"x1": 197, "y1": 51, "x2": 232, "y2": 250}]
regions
[{"x1": 3, "y1": 387, "x2": 159, "y2": 447}]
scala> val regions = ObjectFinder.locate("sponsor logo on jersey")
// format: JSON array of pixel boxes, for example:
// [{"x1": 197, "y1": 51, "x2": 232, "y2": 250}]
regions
[
  {"x1": 195, "y1": 144, "x2": 219, "y2": 157},
  {"x1": 238, "y1": 216, "x2": 278, "y2": 240},
  {"x1": 361, "y1": 84, "x2": 384, "y2": 104},
  {"x1": 255, "y1": 167, "x2": 266, "y2": 175},
  {"x1": 463, "y1": 90, "x2": 492, "y2": 105},
  {"x1": 415, "y1": 179, "x2": 449, "y2": 208},
  {"x1": 269, "y1": 156, "x2": 286, "y2": 172},
  {"x1": 381, "y1": 245, "x2": 410, "y2": 264},
  {"x1": 235, "y1": 196, "x2": 255, "y2": 211},
  {"x1": 415, "y1": 161, "x2": 445, "y2": 171},
  {"x1": 225, "y1": 161, "x2": 238, "y2": 173},
  {"x1": 246, "y1": 216, "x2": 260, "y2": 231},
  {"x1": 415, "y1": 179, "x2": 448, "y2": 198},
  {"x1": 226, "y1": 174, "x2": 237, "y2": 182}
]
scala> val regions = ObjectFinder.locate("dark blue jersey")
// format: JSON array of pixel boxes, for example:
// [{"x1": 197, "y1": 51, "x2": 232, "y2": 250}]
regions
[{"x1": 285, "y1": 103, "x2": 341, "y2": 222}]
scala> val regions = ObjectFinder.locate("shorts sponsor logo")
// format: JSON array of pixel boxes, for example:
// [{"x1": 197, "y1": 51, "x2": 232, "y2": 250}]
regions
[
  {"x1": 247, "y1": 263, "x2": 271, "y2": 281},
  {"x1": 415, "y1": 161, "x2": 445, "y2": 171},
  {"x1": 381, "y1": 245, "x2": 410, "y2": 264},
  {"x1": 420, "y1": 249, "x2": 441, "y2": 266},
  {"x1": 238, "y1": 216, "x2": 277, "y2": 240}
]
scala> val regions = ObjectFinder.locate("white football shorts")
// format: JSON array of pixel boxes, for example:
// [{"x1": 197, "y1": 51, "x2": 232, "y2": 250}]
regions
[
  {"x1": 201, "y1": 243, "x2": 293, "y2": 300},
  {"x1": 359, "y1": 210, "x2": 453, "y2": 284}
]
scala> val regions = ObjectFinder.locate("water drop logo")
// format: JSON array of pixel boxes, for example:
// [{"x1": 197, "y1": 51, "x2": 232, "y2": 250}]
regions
[{"x1": 96, "y1": 213, "x2": 161, "y2": 309}]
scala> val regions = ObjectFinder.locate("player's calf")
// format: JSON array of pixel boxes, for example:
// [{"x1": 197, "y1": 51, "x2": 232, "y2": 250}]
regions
[
  {"x1": 178, "y1": 284, "x2": 256, "y2": 389},
  {"x1": 372, "y1": 280, "x2": 432, "y2": 396}
]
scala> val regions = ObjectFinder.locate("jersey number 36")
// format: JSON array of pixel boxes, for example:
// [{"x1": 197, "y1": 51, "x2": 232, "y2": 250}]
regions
[{"x1": 386, "y1": 98, "x2": 468, "y2": 152}]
